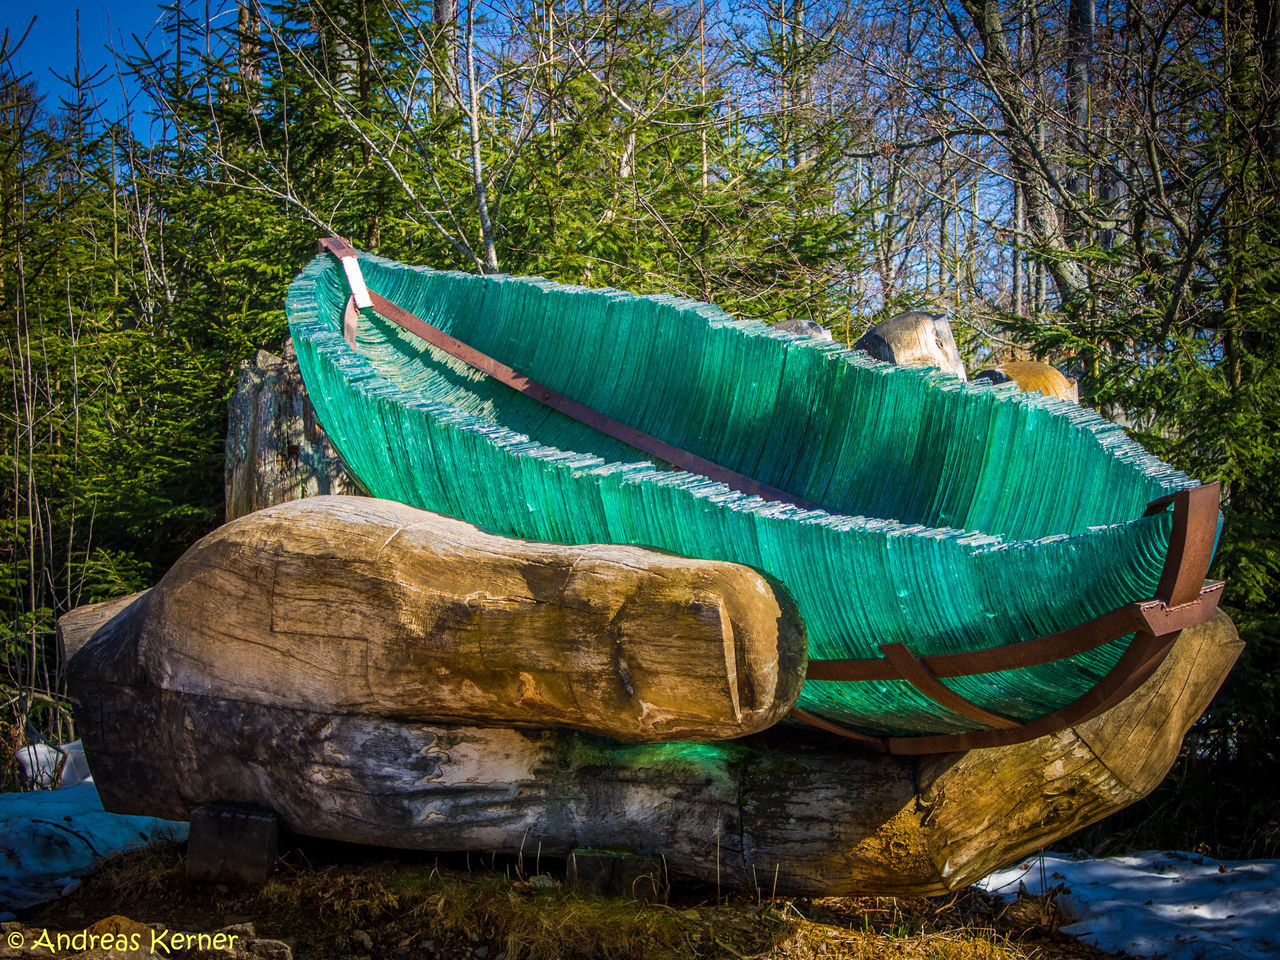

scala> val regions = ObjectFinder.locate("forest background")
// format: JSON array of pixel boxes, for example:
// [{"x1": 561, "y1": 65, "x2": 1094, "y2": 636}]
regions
[{"x1": 2, "y1": 0, "x2": 1277, "y2": 859}]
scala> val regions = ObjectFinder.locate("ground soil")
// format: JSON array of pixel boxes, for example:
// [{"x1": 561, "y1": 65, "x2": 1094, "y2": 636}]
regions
[{"x1": 12, "y1": 839, "x2": 1127, "y2": 960}]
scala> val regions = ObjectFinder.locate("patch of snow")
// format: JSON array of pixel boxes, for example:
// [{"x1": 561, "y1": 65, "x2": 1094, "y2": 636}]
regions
[
  {"x1": 0, "y1": 780, "x2": 187, "y2": 912},
  {"x1": 978, "y1": 850, "x2": 1280, "y2": 960},
  {"x1": 12, "y1": 740, "x2": 92, "y2": 788},
  {"x1": 58, "y1": 741, "x2": 92, "y2": 786},
  {"x1": 13, "y1": 744, "x2": 63, "y2": 789}
]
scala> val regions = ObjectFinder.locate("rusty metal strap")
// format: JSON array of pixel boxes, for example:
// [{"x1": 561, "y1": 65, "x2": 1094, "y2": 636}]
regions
[
  {"x1": 805, "y1": 484, "x2": 1222, "y2": 683},
  {"x1": 880, "y1": 627, "x2": 1184, "y2": 755},
  {"x1": 879, "y1": 641, "x2": 1022, "y2": 729},
  {"x1": 790, "y1": 624, "x2": 1191, "y2": 756},
  {"x1": 320, "y1": 238, "x2": 819, "y2": 510},
  {"x1": 805, "y1": 580, "x2": 1223, "y2": 682},
  {"x1": 1150, "y1": 482, "x2": 1221, "y2": 607},
  {"x1": 319, "y1": 236, "x2": 359, "y2": 258}
]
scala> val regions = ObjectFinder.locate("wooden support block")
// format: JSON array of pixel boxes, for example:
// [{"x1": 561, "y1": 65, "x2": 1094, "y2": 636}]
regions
[
  {"x1": 186, "y1": 804, "x2": 279, "y2": 887},
  {"x1": 570, "y1": 849, "x2": 664, "y2": 901}
]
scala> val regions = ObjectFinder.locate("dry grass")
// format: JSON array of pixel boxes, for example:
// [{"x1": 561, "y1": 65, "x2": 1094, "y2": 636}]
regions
[{"x1": 22, "y1": 843, "x2": 1117, "y2": 960}]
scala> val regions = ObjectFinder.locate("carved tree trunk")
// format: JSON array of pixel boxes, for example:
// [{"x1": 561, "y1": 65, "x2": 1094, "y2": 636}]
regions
[
  {"x1": 224, "y1": 341, "x2": 360, "y2": 522},
  {"x1": 65, "y1": 497, "x2": 804, "y2": 743}
]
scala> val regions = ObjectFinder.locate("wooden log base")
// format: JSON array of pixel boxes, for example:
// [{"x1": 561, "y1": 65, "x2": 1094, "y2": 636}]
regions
[
  {"x1": 186, "y1": 804, "x2": 280, "y2": 887},
  {"x1": 62, "y1": 576, "x2": 1241, "y2": 897}
]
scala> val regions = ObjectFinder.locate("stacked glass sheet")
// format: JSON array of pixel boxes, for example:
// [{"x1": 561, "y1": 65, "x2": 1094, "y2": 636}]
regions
[{"x1": 286, "y1": 252, "x2": 1207, "y2": 739}]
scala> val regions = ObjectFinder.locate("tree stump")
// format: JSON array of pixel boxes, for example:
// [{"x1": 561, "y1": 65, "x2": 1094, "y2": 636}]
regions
[
  {"x1": 853, "y1": 311, "x2": 967, "y2": 380},
  {"x1": 974, "y1": 361, "x2": 1080, "y2": 403},
  {"x1": 224, "y1": 341, "x2": 360, "y2": 523}
]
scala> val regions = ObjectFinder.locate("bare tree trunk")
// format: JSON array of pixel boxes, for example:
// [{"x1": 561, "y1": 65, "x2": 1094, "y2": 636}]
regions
[
  {"x1": 1036, "y1": 255, "x2": 1047, "y2": 314},
  {"x1": 546, "y1": 0, "x2": 557, "y2": 139},
  {"x1": 237, "y1": 1, "x2": 261, "y2": 89},
  {"x1": 699, "y1": 0, "x2": 709, "y2": 191},
  {"x1": 465, "y1": 4, "x2": 500, "y2": 273},
  {"x1": 1012, "y1": 179, "x2": 1024, "y2": 313},
  {"x1": 1065, "y1": 0, "x2": 1094, "y2": 247},
  {"x1": 434, "y1": 0, "x2": 460, "y2": 110},
  {"x1": 938, "y1": 180, "x2": 949, "y2": 295},
  {"x1": 1098, "y1": 117, "x2": 1124, "y2": 249},
  {"x1": 956, "y1": 0, "x2": 1090, "y2": 304},
  {"x1": 877, "y1": 157, "x2": 901, "y2": 294},
  {"x1": 790, "y1": 0, "x2": 810, "y2": 169},
  {"x1": 321, "y1": 8, "x2": 359, "y2": 97}
]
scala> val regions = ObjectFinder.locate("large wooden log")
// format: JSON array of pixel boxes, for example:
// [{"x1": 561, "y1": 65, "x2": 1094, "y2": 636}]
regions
[
  {"x1": 61, "y1": 511, "x2": 1241, "y2": 896},
  {"x1": 64, "y1": 496, "x2": 806, "y2": 743}
]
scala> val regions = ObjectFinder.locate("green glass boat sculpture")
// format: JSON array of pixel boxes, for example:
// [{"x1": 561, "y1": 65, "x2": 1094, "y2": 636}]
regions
[{"x1": 286, "y1": 238, "x2": 1224, "y2": 754}]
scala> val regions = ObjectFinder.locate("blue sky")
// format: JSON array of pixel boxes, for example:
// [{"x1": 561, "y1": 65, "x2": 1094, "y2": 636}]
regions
[
  {"x1": 3, "y1": 2, "x2": 167, "y2": 94},
  {"x1": 1, "y1": 1, "x2": 233, "y2": 121}
]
